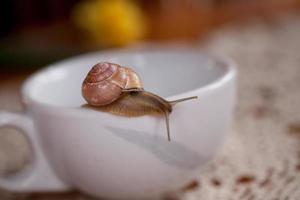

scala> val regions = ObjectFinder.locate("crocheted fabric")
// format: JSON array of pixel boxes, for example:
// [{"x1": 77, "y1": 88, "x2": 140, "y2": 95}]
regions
[
  {"x1": 0, "y1": 14, "x2": 299, "y2": 200},
  {"x1": 180, "y1": 14, "x2": 300, "y2": 200}
]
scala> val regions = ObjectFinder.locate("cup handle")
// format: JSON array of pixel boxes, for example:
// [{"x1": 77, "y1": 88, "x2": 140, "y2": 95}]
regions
[{"x1": 0, "y1": 111, "x2": 70, "y2": 192}]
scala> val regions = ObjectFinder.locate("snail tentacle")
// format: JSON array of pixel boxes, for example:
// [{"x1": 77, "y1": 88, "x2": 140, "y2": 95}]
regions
[
  {"x1": 169, "y1": 96, "x2": 198, "y2": 106},
  {"x1": 163, "y1": 110, "x2": 171, "y2": 141}
]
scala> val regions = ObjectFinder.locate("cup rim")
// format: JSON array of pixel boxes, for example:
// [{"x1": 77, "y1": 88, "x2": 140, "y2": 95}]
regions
[{"x1": 21, "y1": 49, "x2": 236, "y2": 111}]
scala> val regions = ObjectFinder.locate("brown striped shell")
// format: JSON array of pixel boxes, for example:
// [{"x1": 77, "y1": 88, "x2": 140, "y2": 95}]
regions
[{"x1": 82, "y1": 62, "x2": 143, "y2": 106}]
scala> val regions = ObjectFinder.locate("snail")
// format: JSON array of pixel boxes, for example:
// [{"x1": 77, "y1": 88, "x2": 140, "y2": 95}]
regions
[{"x1": 82, "y1": 62, "x2": 197, "y2": 141}]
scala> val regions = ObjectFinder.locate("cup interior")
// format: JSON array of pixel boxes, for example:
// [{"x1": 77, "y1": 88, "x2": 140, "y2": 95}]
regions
[{"x1": 23, "y1": 50, "x2": 230, "y2": 107}]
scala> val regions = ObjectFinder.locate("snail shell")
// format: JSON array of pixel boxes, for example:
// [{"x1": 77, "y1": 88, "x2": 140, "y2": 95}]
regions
[{"x1": 82, "y1": 62, "x2": 143, "y2": 106}]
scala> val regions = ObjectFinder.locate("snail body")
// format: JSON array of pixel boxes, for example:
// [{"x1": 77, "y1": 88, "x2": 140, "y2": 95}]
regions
[
  {"x1": 82, "y1": 62, "x2": 197, "y2": 141},
  {"x1": 87, "y1": 90, "x2": 171, "y2": 117}
]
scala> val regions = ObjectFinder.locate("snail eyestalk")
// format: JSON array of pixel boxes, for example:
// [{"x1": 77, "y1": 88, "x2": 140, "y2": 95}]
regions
[
  {"x1": 163, "y1": 111, "x2": 171, "y2": 141},
  {"x1": 169, "y1": 96, "x2": 198, "y2": 106}
]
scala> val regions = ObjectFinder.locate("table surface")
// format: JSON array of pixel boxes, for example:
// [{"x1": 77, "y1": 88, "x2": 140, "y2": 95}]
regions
[{"x1": 0, "y1": 14, "x2": 300, "y2": 200}]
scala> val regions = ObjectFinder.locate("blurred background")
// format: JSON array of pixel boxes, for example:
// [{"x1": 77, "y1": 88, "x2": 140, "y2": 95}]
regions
[
  {"x1": 0, "y1": 0, "x2": 299, "y2": 73},
  {"x1": 1, "y1": 1, "x2": 300, "y2": 200}
]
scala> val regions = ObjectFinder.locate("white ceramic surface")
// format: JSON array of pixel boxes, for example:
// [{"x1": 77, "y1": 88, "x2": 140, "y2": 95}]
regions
[{"x1": 0, "y1": 50, "x2": 236, "y2": 199}]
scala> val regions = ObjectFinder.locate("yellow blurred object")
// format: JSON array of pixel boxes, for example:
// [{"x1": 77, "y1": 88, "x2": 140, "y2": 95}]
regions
[{"x1": 73, "y1": 0, "x2": 146, "y2": 47}]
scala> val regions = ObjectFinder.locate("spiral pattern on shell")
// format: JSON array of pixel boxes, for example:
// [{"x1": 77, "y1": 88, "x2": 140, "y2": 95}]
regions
[{"x1": 82, "y1": 62, "x2": 143, "y2": 106}]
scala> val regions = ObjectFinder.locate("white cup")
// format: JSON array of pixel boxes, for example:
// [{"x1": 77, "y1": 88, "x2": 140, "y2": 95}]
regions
[{"x1": 0, "y1": 50, "x2": 236, "y2": 199}]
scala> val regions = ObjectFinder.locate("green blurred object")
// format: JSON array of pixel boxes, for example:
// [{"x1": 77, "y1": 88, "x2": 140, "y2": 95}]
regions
[
  {"x1": 0, "y1": 45, "x2": 81, "y2": 72},
  {"x1": 0, "y1": 22, "x2": 91, "y2": 72}
]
